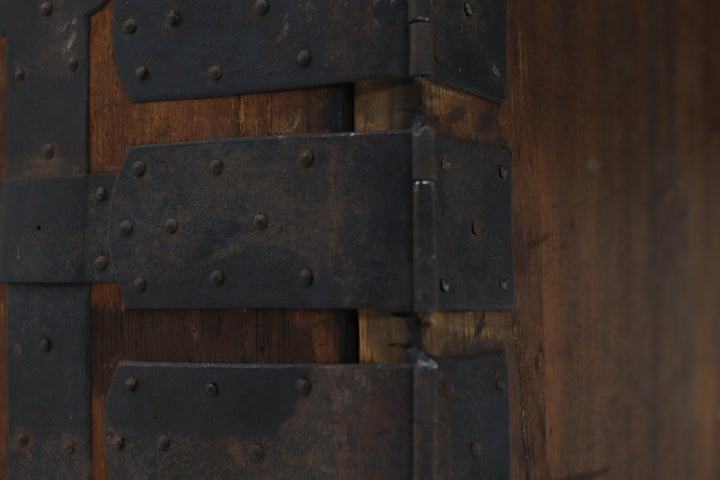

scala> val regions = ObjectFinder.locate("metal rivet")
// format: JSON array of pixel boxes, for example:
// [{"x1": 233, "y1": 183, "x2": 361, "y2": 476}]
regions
[
  {"x1": 205, "y1": 383, "x2": 219, "y2": 398},
  {"x1": 40, "y1": 337, "x2": 52, "y2": 353},
  {"x1": 67, "y1": 56, "x2": 79, "y2": 72},
  {"x1": 441, "y1": 155, "x2": 451, "y2": 172},
  {"x1": 298, "y1": 150, "x2": 314, "y2": 168},
  {"x1": 124, "y1": 377, "x2": 138, "y2": 391},
  {"x1": 17, "y1": 433, "x2": 29, "y2": 447},
  {"x1": 119, "y1": 220, "x2": 134, "y2": 236},
  {"x1": 255, "y1": 0, "x2": 270, "y2": 15},
  {"x1": 165, "y1": 218, "x2": 179, "y2": 234},
  {"x1": 168, "y1": 10, "x2": 181, "y2": 26},
  {"x1": 249, "y1": 443, "x2": 265, "y2": 463},
  {"x1": 253, "y1": 214, "x2": 268, "y2": 231},
  {"x1": 440, "y1": 277, "x2": 450, "y2": 292},
  {"x1": 157, "y1": 435, "x2": 170, "y2": 452},
  {"x1": 135, "y1": 66, "x2": 149, "y2": 80},
  {"x1": 210, "y1": 270, "x2": 225, "y2": 286},
  {"x1": 499, "y1": 165, "x2": 509, "y2": 179},
  {"x1": 112, "y1": 435, "x2": 125, "y2": 450},
  {"x1": 471, "y1": 221, "x2": 481, "y2": 236},
  {"x1": 94, "y1": 255, "x2": 109, "y2": 271},
  {"x1": 39, "y1": 1, "x2": 52, "y2": 16},
  {"x1": 94, "y1": 186, "x2": 107, "y2": 202},
  {"x1": 64, "y1": 441, "x2": 75, "y2": 455},
  {"x1": 296, "y1": 49, "x2": 311, "y2": 68},
  {"x1": 298, "y1": 268, "x2": 314, "y2": 287},
  {"x1": 210, "y1": 160, "x2": 223, "y2": 176},
  {"x1": 495, "y1": 374, "x2": 506, "y2": 392},
  {"x1": 470, "y1": 441, "x2": 482, "y2": 457},
  {"x1": 133, "y1": 277, "x2": 146, "y2": 293},
  {"x1": 499, "y1": 278, "x2": 509, "y2": 291},
  {"x1": 464, "y1": 2, "x2": 473, "y2": 15},
  {"x1": 491, "y1": 63, "x2": 502, "y2": 78},
  {"x1": 42, "y1": 143, "x2": 55, "y2": 159},
  {"x1": 208, "y1": 65, "x2": 223, "y2": 81},
  {"x1": 295, "y1": 378, "x2": 312, "y2": 396},
  {"x1": 123, "y1": 18, "x2": 137, "y2": 34},
  {"x1": 15, "y1": 67, "x2": 26, "y2": 82},
  {"x1": 132, "y1": 161, "x2": 146, "y2": 177}
]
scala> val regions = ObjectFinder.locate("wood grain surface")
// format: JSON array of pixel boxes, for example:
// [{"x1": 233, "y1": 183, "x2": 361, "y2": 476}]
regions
[{"x1": 357, "y1": 1, "x2": 720, "y2": 479}]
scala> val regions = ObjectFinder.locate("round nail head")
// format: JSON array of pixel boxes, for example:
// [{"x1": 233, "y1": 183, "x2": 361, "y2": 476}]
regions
[
  {"x1": 296, "y1": 49, "x2": 311, "y2": 68},
  {"x1": 208, "y1": 65, "x2": 223, "y2": 81},
  {"x1": 157, "y1": 435, "x2": 170, "y2": 452},
  {"x1": 67, "y1": 56, "x2": 79, "y2": 72},
  {"x1": 210, "y1": 270, "x2": 225, "y2": 286},
  {"x1": 42, "y1": 143, "x2": 55, "y2": 159},
  {"x1": 136, "y1": 66, "x2": 148, "y2": 80},
  {"x1": 165, "y1": 218, "x2": 179, "y2": 234},
  {"x1": 94, "y1": 186, "x2": 107, "y2": 202},
  {"x1": 112, "y1": 435, "x2": 125, "y2": 450},
  {"x1": 255, "y1": 0, "x2": 270, "y2": 15},
  {"x1": 39, "y1": 2, "x2": 53, "y2": 16},
  {"x1": 120, "y1": 220, "x2": 134, "y2": 236},
  {"x1": 125, "y1": 377, "x2": 138, "y2": 391},
  {"x1": 299, "y1": 268, "x2": 314, "y2": 287},
  {"x1": 123, "y1": 18, "x2": 137, "y2": 34},
  {"x1": 168, "y1": 11, "x2": 181, "y2": 26},
  {"x1": 210, "y1": 160, "x2": 223, "y2": 176},
  {"x1": 253, "y1": 214, "x2": 268, "y2": 231},
  {"x1": 499, "y1": 165, "x2": 508, "y2": 179},
  {"x1": 94, "y1": 255, "x2": 109, "y2": 271},
  {"x1": 299, "y1": 150, "x2": 315, "y2": 168},
  {"x1": 295, "y1": 378, "x2": 312, "y2": 396},
  {"x1": 205, "y1": 383, "x2": 219, "y2": 398},
  {"x1": 132, "y1": 161, "x2": 146, "y2": 177},
  {"x1": 249, "y1": 443, "x2": 265, "y2": 462}
]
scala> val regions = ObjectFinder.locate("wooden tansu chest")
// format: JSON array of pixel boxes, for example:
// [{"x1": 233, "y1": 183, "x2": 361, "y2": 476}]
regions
[{"x1": 0, "y1": 0, "x2": 718, "y2": 479}]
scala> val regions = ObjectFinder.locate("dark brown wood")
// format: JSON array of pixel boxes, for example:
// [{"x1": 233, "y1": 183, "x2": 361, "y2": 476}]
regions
[
  {"x1": 357, "y1": 1, "x2": 720, "y2": 479},
  {"x1": 88, "y1": 3, "x2": 355, "y2": 479}
]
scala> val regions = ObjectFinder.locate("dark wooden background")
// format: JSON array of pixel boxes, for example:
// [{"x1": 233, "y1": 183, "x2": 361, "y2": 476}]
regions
[{"x1": 1, "y1": 0, "x2": 719, "y2": 478}]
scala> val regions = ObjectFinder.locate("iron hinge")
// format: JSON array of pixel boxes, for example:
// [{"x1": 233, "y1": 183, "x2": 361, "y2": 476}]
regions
[
  {"x1": 103, "y1": 353, "x2": 510, "y2": 480},
  {"x1": 112, "y1": 0, "x2": 507, "y2": 103},
  {"x1": 0, "y1": 129, "x2": 514, "y2": 314}
]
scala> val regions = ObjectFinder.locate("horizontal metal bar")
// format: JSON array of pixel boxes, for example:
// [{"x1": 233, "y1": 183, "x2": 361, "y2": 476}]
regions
[
  {"x1": 112, "y1": 0, "x2": 507, "y2": 103},
  {"x1": 103, "y1": 354, "x2": 510, "y2": 480},
  {"x1": 0, "y1": 131, "x2": 513, "y2": 313}
]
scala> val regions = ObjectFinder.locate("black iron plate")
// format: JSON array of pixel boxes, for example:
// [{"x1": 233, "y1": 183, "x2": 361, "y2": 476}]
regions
[
  {"x1": 7, "y1": 285, "x2": 93, "y2": 480},
  {"x1": 112, "y1": 0, "x2": 506, "y2": 102},
  {"x1": 436, "y1": 355, "x2": 511, "y2": 479},
  {"x1": 104, "y1": 354, "x2": 509, "y2": 480},
  {"x1": 435, "y1": 136, "x2": 514, "y2": 310},
  {"x1": 108, "y1": 131, "x2": 513, "y2": 312},
  {"x1": 0, "y1": 174, "x2": 116, "y2": 283}
]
